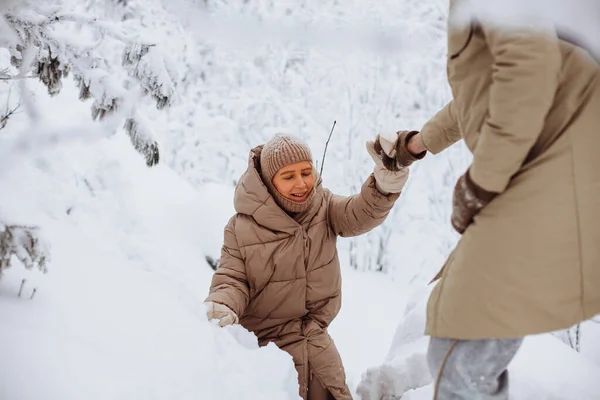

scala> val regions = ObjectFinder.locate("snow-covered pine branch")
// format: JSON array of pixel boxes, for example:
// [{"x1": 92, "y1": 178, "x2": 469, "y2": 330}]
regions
[
  {"x1": 1, "y1": 1, "x2": 178, "y2": 166},
  {"x1": 122, "y1": 42, "x2": 177, "y2": 110},
  {"x1": 124, "y1": 113, "x2": 160, "y2": 167},
  {"x1": 0, "y1": 224, "x2": 50, "y2": 277}
]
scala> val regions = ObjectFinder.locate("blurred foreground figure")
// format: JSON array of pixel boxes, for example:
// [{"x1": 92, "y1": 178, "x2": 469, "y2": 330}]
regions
[{"x1": 387, "y1": 0, "x2": 600, "y2": 398}]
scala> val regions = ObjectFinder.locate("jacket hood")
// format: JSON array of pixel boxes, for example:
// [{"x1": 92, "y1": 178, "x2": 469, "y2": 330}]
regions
[{"x1": 233, "y1": 145, "x2": 323, "y2": 233}]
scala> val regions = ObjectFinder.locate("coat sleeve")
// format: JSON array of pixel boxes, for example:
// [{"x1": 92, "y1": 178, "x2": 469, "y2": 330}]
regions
[
  {"x1": 205, "y1": 216, "x2": 250, "y2": 317},
  {"x1": 420, "y1": 100, "x2": 462, "y2": 154},
  {"x1": 327, "y1": 174, "x2": 400, "y2": 238},
  {"x1": 469, "y1": 23, "x2": 562, "y2": 193}
]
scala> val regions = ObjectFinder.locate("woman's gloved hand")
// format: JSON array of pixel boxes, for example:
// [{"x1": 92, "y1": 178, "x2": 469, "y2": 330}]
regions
[
  {"x1": 204, "y1": 301, "x2": 239, "y2": 327},
  {"x1": 373, "y1": 130, "x2": 427, "y2": 171},
  {"x1": 366, "y1": 140, "x2": 409, "y2": 194},
  {"x1": 451, "y1": 168, "x2": 498, "y2": 234}
]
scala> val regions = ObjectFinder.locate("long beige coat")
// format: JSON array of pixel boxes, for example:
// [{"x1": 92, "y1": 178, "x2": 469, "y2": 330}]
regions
[
  {"x1": 206, "y1": 146, "x2": 399, "y2": 399},
  {"x1": 421, "y1": 1, "x2": 600, "y2": 339}
]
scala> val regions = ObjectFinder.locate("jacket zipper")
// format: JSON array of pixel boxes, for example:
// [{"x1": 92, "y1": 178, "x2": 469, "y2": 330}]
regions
[
  {"x1": 302, "y1": 228, "x2": 311, "y2": 398},
  {"x1": 304, "y1": 339, "x2": 309, "y2": 398}
]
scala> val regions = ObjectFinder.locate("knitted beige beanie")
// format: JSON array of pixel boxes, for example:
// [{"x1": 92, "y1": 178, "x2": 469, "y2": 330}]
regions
[{"x1": 260, "y1": 134, "x2": 315, "y2": 214}]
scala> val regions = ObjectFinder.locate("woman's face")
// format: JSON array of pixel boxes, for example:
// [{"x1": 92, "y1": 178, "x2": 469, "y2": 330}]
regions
[{"x1": 272, "y1": 161, "x2": 315, "y2": 202}]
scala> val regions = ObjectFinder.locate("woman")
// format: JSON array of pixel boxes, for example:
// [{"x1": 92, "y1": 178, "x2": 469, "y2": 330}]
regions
[
  {"x1": 381, "y1": 3, "x2": 600, "y2": 398},
  {"x1": 204, "y1": 133, "x2": 418, "y2": 399}
]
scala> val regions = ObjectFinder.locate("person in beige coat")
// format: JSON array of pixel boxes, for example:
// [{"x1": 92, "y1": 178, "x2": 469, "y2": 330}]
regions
[
  {"x1": 377, "y1": 1, "x2": 600, "y2": 398},
  {"x1": 203, "y1": 133, "x2": 411, "y2": 400}
]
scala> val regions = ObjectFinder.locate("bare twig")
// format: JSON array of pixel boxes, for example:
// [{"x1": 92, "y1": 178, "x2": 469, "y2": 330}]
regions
[
  {"x1": 0, "y1": 73, "x2": 35, "y2": 81},
  {"x1": 0, "y1": 103, "x2": 20, "y2": 130},
  {"x1": 319, "y1": 120, "x2": 336, "y2": 176},
  {"x1": 30, "y1": 288, "x2": 37, "y2": 299},
  {"x1": 567, "y1": 329, "x2": 574, "y2": 349},
  {"x1": 18, "y1": 279, "x2": 26, "y2": 297},
  {"x1": 5, "y1": 10, "x2": 136, "y2": 43},
  {"x1": 0, "y1": 76, "x2": 37, "y2": 81},
  {"x1": 0, "y1": 67, "x2": 11, "y2": 80}
]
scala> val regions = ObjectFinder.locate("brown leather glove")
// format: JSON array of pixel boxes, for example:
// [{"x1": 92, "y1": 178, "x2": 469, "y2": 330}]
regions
[
  {"x1": 451, "y1": 169, "x2": 498, "y2": 234},
  {"x1": 373, "y1": 130, "x2": 426, "y2": 171}
]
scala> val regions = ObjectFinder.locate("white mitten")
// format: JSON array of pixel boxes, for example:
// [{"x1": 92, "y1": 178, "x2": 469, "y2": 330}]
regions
[
  {"x1": 204, "y1": 301, "x2": 239, "y2": 327},
  {"x1": 376, "y1": 132, "x2": 400, "y2": 158},
  {"x1": 366, "y1": 141, "x2": 409, "y2": 194}
]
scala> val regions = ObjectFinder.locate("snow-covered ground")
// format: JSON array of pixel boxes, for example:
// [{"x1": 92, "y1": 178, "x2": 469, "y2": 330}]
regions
[{"x1": 329, "y1": 268, "x2": 410, "y2": 394}]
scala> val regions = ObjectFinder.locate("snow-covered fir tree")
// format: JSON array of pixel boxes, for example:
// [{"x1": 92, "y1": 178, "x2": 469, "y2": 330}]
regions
[{"x1": 0, "y1": 0, "x2": 177, "y2": 275}]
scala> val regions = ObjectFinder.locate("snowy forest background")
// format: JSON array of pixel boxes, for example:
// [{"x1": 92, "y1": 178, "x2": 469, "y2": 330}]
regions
[{"x1": 0, "y1": 0, "x2": 599, "y2": 399}]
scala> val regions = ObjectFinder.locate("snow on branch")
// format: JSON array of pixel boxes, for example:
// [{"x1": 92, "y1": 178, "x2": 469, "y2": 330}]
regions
[
  {"x1": 4, "y1": 6, "x2": 177, "y2": 107},
  {"x1": 33, "y1": 12, "x2": 135, "y2": 43},
  {"x1": 124, "y1": 114, "x2": 160, "y2": 166},
  {"x1": 0, "y1": 224, "x2": 50, "y2": 276},
  {"x1": 1, "y1": 2, "x2": 178, "y2": 165},
  {"x1": 123, "y1": 43, "x2": 177, "y2": 109}
]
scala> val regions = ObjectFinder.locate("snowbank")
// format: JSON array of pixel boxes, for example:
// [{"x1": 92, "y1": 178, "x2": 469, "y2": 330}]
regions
[
  {"x1": 356, "y1": 286, "x2": 600, "y2": 400},
  {"x1": 328, "y1": 268, "x2": 410, "y2": 394},
  {"x1": 0, "y1": 125, "x2": 300, "y2": 399}
]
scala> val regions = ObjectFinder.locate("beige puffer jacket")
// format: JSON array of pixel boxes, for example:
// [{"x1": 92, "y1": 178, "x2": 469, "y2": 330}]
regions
[{"x1": 206, "y1": 145, "x2": 400, "y2": 399}]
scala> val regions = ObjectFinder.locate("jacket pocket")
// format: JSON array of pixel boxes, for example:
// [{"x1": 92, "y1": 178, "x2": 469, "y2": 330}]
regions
[
  {"x1": 448, "y1": 24, "x2": 474, "y2": 60},
  {"x1": 429, "y1": 249, "x2": 456, "y2": 284}
]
